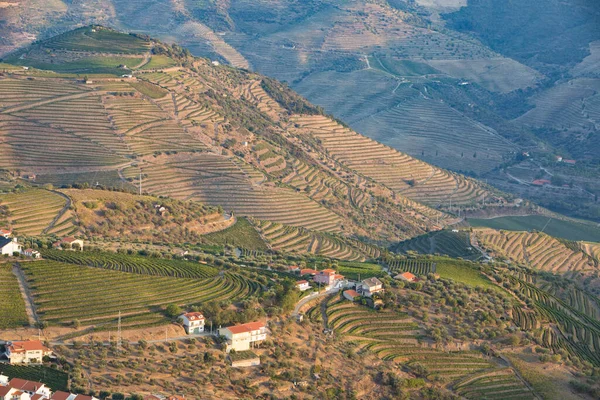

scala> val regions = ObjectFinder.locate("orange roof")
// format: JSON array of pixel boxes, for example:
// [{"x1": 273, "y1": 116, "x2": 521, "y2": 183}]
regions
[
  {"x1": 74, "y1": 395, "x2": 94, "y2": 400},
  {"x1": 0, "y1": 228, "x2": 12, "y2": 234},
  {"x1": 62, "y1": 237, "x2": 77, "y2": 243},
  {"x1": 300, "y1": 269, "x2": 317, "y2": 275},
  {"x1": 226, "y1": 321, "x2": 265, "y2": 334},
  {"x1": 296, "y1": 280, "x2": 308, "y2": 285},
  {"x1": 183, "y1": 312, "x2": 204, "y2": 321},
  {"x1": 334, "y1": 274, "x2": 344, "y2": 280},
  {"x1": 167, "y1": 396, "x2": 185, "y2": 400},
  {"x1": 0, "y1": 387, "x2": 12, "y2": 397},
  {"x1": 8, "y1": 340, "x2": 50, "y2": 354},
  {"x1": 51, "y1": 392, "x2": 71, "y2": 400},
  {"x1": 8, "y1": 377, "x2": 47, "y2": 392},
  {"x1": 320, "y1": 269, "x2": 336, "y2": 275},
  {"x1": 401, "y1": 272, "x2": 416, "y2": 280},
  {"x1": 32, "y1": 394, "x2": 45, "y2": 400},
  {"x1": 344, "y1": 289, "x2": 360, "y2": 297}
]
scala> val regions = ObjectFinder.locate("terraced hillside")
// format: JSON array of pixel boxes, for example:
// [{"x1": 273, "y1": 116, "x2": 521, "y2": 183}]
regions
[
  {"x1": 476, "y1": 229, "x2": 597, "y2": 274},
  {"x1": 0, "y1": 189, "x2": 75, "y2": 236},
  {"x1": 20, "y1": 257, "x2": 260, "y2": 331},
  {"x1": 393, "y1": 230, "x2": 481, "y2": 260}
]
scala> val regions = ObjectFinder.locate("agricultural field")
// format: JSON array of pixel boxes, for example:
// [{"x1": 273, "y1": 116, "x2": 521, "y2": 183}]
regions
[
  {"x1": 203, "y1": 217, "x2": 268, "y2": 251},
  {"x1": 393, "y1": 230, "x2": 481, "y2": 260},
  {"x1": 20, "y1": 258, "x2": 259, "y2": 330},
  {"x1": 335, "y1": 261, "x2": 386, "y2": 280},
  {"x1": 469, "y1": 216, "x2": 600, "y2": 243},
  {"x1": 0, "y1": 365, "x2": 68, "y2": 392},
  {"x1": 453, "y1": 368, "x2": 536, "y2": 399},
  {"x1": 0, "y1": 263, "x2": 29, "y2": 329},
  {"x1": 476, "y1": 229, "x2": 597, "y2": 274},
  {"x1": 0, "y1": 188, "x2": 73, "y2": 236},
  {"x1": 387, "y1": 258, "x2": 437, "y2": 276}
]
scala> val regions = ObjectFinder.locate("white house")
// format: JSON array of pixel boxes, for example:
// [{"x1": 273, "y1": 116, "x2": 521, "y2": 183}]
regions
[
  {"x1": 22, "y1": 249, "x2": 40, "y2": 259},
  {"x1": 218, "y1": 321, "x2": 267, "y2": 353},
  {"x1": 296, "y1": 280, "x2": 310, "y2": 291},
  {"x1": 180, "y1": 312, "x2": 205, "y2": 334},
  {"x1": 0, "y1": 229, "x2": 11, "y2": 239},
  {"x1": 0, "y1": 386, "x2": 30, "y2": 400},
  {"x1": 5, "y1": 378, "x2": 52, "y2": 399},
  {"x1": 3, "y1": 340, "x2": 52, "y2": 364},
  {"x1": 394, "y1": 271, "x2": 416, "y2": 283},
  {"x1": 360, "y1": 277, "x2": 384, "y2": 297},
  {"x1": 50, "y1": 391, "x2": 98, "y2": 400},
  {"x1": 0, "y1": 237, "x2": 21, "y2": 256}
]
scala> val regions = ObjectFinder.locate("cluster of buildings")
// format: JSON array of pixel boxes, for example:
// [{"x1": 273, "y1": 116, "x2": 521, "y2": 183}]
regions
[
  {"x1": 0, "y1": 229, "x2": 82, "y2": 257},
  {"x1": 1, "y1": 340, "x2": 52, "y2": 365},
  {"x1": 0, "y1": 375, "x2": 96, "y2": 400}
]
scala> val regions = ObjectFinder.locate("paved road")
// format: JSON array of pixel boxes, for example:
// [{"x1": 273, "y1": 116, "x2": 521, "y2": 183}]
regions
[{"x1": 292, "y1": 287, "x2": 340, "y2": 317}]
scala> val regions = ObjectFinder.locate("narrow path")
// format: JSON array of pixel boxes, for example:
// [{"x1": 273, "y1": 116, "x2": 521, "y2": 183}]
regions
[
  {"x1": 131, "y1": 52, "x2": 152, "y2": 70},
  {"x1": 12, "y1": 263, "x2": 39, "y2": 327},
  {"x1": 43, "y1": 191, "x2": 72, "y2": 234},
  {"x1": 499, "y1": 355, "x2": 543, "y2": 400}
]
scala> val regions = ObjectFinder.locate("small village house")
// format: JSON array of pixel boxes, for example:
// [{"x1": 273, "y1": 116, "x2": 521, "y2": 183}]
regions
[
  {"x1": 0, "y1": 236, "x2": 21, "y2": 256},
  {"x1": 299, "y1": 268, "x2": 317, "y2": 276},
  {"x1": 218, "y1": 321, "x2": 267, "y2": 352},
  {"x1": 343, "y1": 289, "x2": 360, "y2": 301},
  {"x1": 22, "y1": 249, "x2": 40, "y2": 259},
  {"x1": 0, "y1": 229, "x2": 12, "y2": 239},
  {"x1": 313, "y1": 269, "x2": 344, "y2": 287},
  {"x1": 5, "y1": 378, "x2": 51, "y2": 399},
  {"x1": 3, "y1": 340, "x2": 52, "y2": 364},
  {"x1": 52, "y1": 237, "x2": 83, "y2": 251},
  {"x1": 359, "y1": 277, "x2": 384, "y2": 297},
  {"x1": 179, "y1": 312, "x2": 205, "y2": 334},
  {"x1": 296, "y1": 280, "x2": 310, "y2": 291},
  {"x1": 395, "y1": 272, "x2": 416, "y2": 283}
]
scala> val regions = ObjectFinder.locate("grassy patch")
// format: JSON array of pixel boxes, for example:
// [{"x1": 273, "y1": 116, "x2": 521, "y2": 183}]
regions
[
  {"x1": 204, "y1": 217, "x2": 268, "y2": 251},
  {"x1": 6, "y1": 56, "x2": 142, "y2": 75},
  {"x1": 0, "y1": 264, "x2": 29, "y2": 329},
  {"x1": 0, "y1": 365, "x2": 68, "y2": 391},
  {"x1": 434, "y1": 258, "x2": 499, "y2": 291},
  {"x1": 469, "y1": 215, "x2": 600, "y2": 242},
  {"x1": 140, "y1": 55, "x2": 177, "y2": 70},
  {"x1": 370, "y1": 55, "x2": 440, "y2": 76},
  {"x1": 43, "y1": 26, "x2": 150, "y2": 54},
  {"x1": 130, "y1": 80, "x2": 169, "y2": 99},
  {"x1": 337, "y1": 261, "x2": 386, "y2": 280},
  {"x1": 504, "y1": 354, "x2": 563, "y2": 400}
]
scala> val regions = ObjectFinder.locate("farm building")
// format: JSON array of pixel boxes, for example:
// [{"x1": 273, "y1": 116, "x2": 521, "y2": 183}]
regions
[
  {"x1": 179, "y1": 312, "x2": 205, "y2": 334},
  {"x1": 52, "y1": 237, "x2": 84, "y2": 251},
  {"x1": 360, "y1": 277, "x2": 384, "y2": 297},
  {"x1": 343, "y1": 289, "x2": 361, "y2": 301},
  {"x1": 4, "y1": 378, "x2": 52, "y2": 399},
  {"x1": 313, "y1": 269, "x2": 344, "y2": 287},
  {"x1": 296, "y1": 280, "x2": 311, "y2": 291},
  {"x1": 0, "y1": 237, "x2": 21, "y2": 256},
  {"x1": 23, "y1": 249, "x2": 40, "y2": 259},
  {"x1": 51, "y1": 392, "x2": 99, "y2": 400},
  {"x1": 285, "y1": 265, "x2": 300, "y2": 273},
  {"x1": 395, "y1": 272, "x2": 416, "y2": 283},
  {"x1": 218, "y1": 321, "x2": 267, "y2": 352},
  {"x1": 299, "y1": 268, "x2": 318, "y2": 276},
  {"x1": 3, "y1": 340, "x2": 52, "y2": 364},
  {"x1": 0, "y1": 229, "x2": 12, "y2": 239}
]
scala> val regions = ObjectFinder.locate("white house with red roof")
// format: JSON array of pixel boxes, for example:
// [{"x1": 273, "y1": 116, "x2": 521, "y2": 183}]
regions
[
  {"x1": 4, "y1": 378, "x2": 51, "y2": 399},
  {"x1": 0, "y1": 229, "x2": 12, "y2": 239},
  {"x1": 313, "y1": 269, "x2": 344, "y2": 287},
  {"x1": 218, "y1": 321, "x2": 267, "y2": 352},
  {"x1": 395, "y1": 272, "x2": 416, "y2": 283},
  {"x1": 22, "y1": 249, "x2": 40, "y2": 259},
  {"x1": 3, "y1": 340, "x2": 52, "y2": 364},
  {"x1": 0, "y1": 236, "x2": 21, "y2": 256},
  {"x1": 50, "y1": 391, "x2": 97, "y2": 400},
  {"x1": 296, "y1": 280, "x2": 311, "y2": 291},
  {"x1": 179, "y1": 312, "x2": 205, "y2": 334},
  {"x1": 343, "y1": 289, "x2": 361, "y2": 301}
]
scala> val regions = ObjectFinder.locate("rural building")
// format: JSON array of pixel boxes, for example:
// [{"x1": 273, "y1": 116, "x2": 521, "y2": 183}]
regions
[
  {"x1": 395, "y1": 272, "x2": 416, "y2": 283},
  {"x1": 299, "y1": 268, "x2": 317, "y2": 276},
  {"x1": 343, "y1": 289, "x2": 360, "y2": 301},
  {"x1": 532, "y1": 179, "x2": 551, "y2": 186},
  {"x1": 296, "y1": 280, "x2": 310, "y2": 291},
  {"x1": 360, "y1": 277, "x2": 384, "y2": 297},
  {"x1": 180, "y1": 312, "x2": 205, "y2": 334},
  {"x1": 218, "y1": 321, "x2": 267, "y2": 353},
  {"x1": 23, "y1": 249, "x2": 40, "y2": 259},
  {"x1": 52, "y1": 237, "x2": 83, "y2": 251},
  {"x1": 4, "y1": 378, "x2": 51, "y2": 399},
  {"x1": 563, "y1": 159, "x2": 576, "y2": 165},
  {"x1": 0, "y1": 237, "x2": 21, "y2": 256},
  {"x1": 51, "y1": 392, "x2": 98, "y2": 400},
  {"x1": 0, "y1": 229, "x2": 12, "y2": 238},
  {"x1": 313, "y1": 269, "x2": 344, "y2": 287},
  {"x1": 3, "y1": 340, "x2": 52, "y2": 364}
]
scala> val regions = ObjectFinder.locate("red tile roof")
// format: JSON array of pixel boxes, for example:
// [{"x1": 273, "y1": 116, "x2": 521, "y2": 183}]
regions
[
  {"x1": 8, "y1": 340, "x2": 50, "y2": 354},
  {"x1": 300, "y1": 269, "x2": 317, "y2": 275},
  {"x1": 344, "y1": 289, "x2": 360, "y2": 298},
  {"x1": 32, "y1": 394, "x2": 45, "y2": 400},
  {"x1": 51, "y1": 391, "x2": 71, "y2": 400},
  {"x1": 182, "y1": 312, "x2": 204, "y2": 321},
  {"x1": 296, "y1": 280, "x2": 308, "y2": 285},
  {"x1": 226, "y1": 321, "x2": 266, "y2": 335},
  {"x1": 401, "y1": 272, "x2": 416, "y2": 280},
  {"x1": 532, "y1": 179, "x2": 551, "y2": 186},
  {"x1": 320, "y1": 269, "x2": 336, "y2": 275},
  {"x1": 0, "y1": 387, "x2": 12, "y2": 397},
  {"x1": 62, "y1": 237, "x2": 77, "y2": 243},
  {"x1": 8, "y1": 377, "x2": 47, "y2": 392},
  {"x1": 0, "y1": 229, "x2": 12, "y2": 235},
  {"x1": 74, "y1": 395, "x2": 94, "y2": 400},
  {"x1": 334, "y1": 274, "x2": 344, "y2": 280}
]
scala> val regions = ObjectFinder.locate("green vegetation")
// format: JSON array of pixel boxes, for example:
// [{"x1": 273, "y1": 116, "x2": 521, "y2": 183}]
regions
[
  {"x1": 41, "y1": 250, "x2": 219, "y2": 279},
  {"x1": 370, "y1": 55, "x2": 440, "y2": 76},
  {"x1": 435, "y1": 258, "x2": 499, "y2": 291},
  {"x1": 130, "y1": 80, "x2": 169, "y2": 99},
  {"x1": 140, "y1": 55, "x2": 177, "y2": 70},
  {"x1": 469, "y1": 216, "x2": 600, "y2": 242},
  {"x1": 6, "y1": 56, "x2": 143, "y2": 75},
  {"x1": 0, "y1": 365, "x2": 68, "y2": 391},
  {"x1": 261, "y1": 78, "x2": 324, "y2": 115},
  {"x1": 41, "y1": 26, "x2": 150, "y2": 54},
  {"x1": 0, "y1": 264, "x2": 29, "y2": 329},
  {"x1": 204, "y1": 217, "x2": 268, "y2": 251},
  {"x1": 336, "y1": 261, "x2": 386, "y2": 280}
]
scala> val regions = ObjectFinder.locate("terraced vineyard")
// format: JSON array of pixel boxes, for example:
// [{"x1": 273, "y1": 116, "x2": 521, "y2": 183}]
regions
[
  {"x1": 254, "y1": 220, "x2": 380, "y2": 261},
  {"x1": 393, "y1": 230, "x2": 480, "y2": 260},
  {"x1": 0, "y1": 263, "x2": 29, "y2": 329},
  {"x1": 291, "y1": 114, "x2": 491, "y2": 208},
  {"x1": 477, "y1": 229, "x2": 596, "y2": 273},
  {"x1": 318, "y1": 296, "x2": 497, "y2": 382},
  {"x1": 21, "y1": 259, "x2": 259, "y2": 329},
  {"x1": 387, "y1": 259, "x2": 437, "y2": 276},
  {"x1": 41, "y1": 250, "x2": 218, "y2": 279},
  {"x1": 453, "y1": 368, "x2": 536, "y2": 400},
  {"x1": 0, "y1": 189, "x2": 74, "y2": 236}
]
